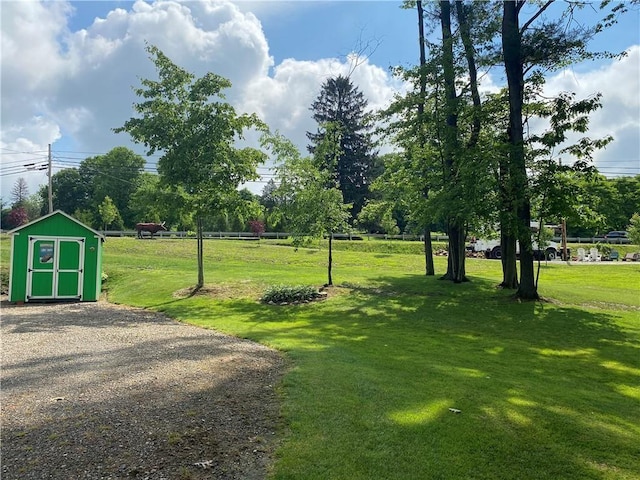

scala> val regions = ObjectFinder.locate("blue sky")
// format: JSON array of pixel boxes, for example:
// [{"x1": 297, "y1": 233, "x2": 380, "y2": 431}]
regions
[
  {"x1": 66, "y1": 1, "x2": 420, "y2": 67},
  {"x1": 67, "y1": 1, "x2": 639, "y2": 69},
  {"x1": 1, "y1": 0, "x2": 639, "y2": 201}
]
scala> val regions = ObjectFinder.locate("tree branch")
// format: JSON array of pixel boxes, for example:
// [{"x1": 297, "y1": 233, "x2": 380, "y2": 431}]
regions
[{"x1": 520, "y1": 0, "x2": 554, "y2": 33}]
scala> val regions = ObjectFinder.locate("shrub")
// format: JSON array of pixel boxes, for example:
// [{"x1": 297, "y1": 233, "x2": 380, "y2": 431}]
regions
[
  {"x1": 261, "y1": 284, "x2": 322, "y2": 304},
  {"x1": 249, "y1": 219, "x2": 265, "y2": 236}
]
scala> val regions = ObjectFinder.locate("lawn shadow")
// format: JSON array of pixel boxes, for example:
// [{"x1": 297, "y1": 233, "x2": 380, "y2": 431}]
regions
[{"x1": 169, "y1": 272, "x2": 640, "y2": 479}]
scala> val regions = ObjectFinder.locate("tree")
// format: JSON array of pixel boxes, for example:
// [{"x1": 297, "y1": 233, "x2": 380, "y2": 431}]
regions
[
  {"x1": 79, "y1": 147, "x2": 145, "y2": 227},
  {"x1": 98, "y1": 196, "x2": 122, "y2": 231},
  {"x1": 382, "y1": 1, "x2": 495, "y2": 282},
  {"x1": 500, "y1": 0, "x2": 623, "y2": 299},
  {"x1": 115, "y1": 44, "x2": 266, "y2": 289},
  {"x1": 264, "y1": 129, "x2": 351, "y2": 286},
  {"x1": 5, "y1": 207, "x2": 29, "y2": 229},
  {"x1": 609, "y1": 176, "x2": 640, "y2": 231},
  {"x1": 10, "y1": 177, "x2": 29, "y2": 207},
  {"x1": 47, "y1": 168, "x2": 91, "y2": 216},
  {"x1": 307, "y1": 75, "x2": 377, "y2": 218},
  {"x1": 627, "y1": 213, "x2": 640, "y2": 246}
]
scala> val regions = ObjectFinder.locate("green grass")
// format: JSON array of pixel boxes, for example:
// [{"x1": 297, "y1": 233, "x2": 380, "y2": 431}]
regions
[{"x1": 3, "y1": 236, "x2": 640, "y2": 479}]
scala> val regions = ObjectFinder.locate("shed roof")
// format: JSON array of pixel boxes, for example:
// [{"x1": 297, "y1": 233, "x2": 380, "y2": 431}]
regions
[{"x1": 8, "y1": 210, "x2": 105, "y2": 240}]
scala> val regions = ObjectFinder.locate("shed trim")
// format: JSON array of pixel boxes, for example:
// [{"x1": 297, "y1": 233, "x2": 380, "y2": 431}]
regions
[{"x1": 8, "y1": 210, "x2": 105, "y2": 241}]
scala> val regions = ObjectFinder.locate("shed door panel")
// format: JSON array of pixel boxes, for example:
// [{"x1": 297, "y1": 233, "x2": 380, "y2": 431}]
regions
[
  {"x1": 29, "y1": 240, "x2": 55, "y2": 298},
  {"x1": 31, "y1": 271, "x2": 54, "y2": 297},
  {"x1": 56, "y1": 240, "x2": 83, "y2": 298}
]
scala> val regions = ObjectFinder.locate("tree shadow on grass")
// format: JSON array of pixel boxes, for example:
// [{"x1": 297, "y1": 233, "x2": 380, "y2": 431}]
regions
[{"x1": 159, "y1": 273, "x2": 640, "y2": 479}]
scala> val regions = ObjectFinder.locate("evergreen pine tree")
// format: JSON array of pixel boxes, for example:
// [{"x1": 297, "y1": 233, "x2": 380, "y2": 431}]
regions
[{"x1": 307, "y1": 75, "x2": 377, "y2": 218}]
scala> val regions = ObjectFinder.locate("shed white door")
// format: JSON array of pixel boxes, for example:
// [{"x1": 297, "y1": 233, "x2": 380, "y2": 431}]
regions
[{"x1": 27, "y1": 237, "x2": 85, "y2": 301}]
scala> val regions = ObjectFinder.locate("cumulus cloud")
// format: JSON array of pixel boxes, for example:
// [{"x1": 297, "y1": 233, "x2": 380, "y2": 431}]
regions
[
  {"x1": 542, "y1": 46, "x2": 640, "y2": 175},
  {"x1": 239, "y1": 54, "x2": 402, "y2": 154}
]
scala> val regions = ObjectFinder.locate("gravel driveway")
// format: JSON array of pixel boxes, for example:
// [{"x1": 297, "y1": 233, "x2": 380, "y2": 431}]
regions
[{"x1": 1, "y1": 301, "x2": 287, "y2": 480}]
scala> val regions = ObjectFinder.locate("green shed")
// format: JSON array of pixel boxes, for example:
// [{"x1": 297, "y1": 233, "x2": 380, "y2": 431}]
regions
[{"x1": 8, "y1": 210, "x2": 105, "y2": 303}]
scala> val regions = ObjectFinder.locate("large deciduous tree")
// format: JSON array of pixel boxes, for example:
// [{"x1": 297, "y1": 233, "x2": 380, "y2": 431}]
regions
[
  {"x1": 79, "y1": 147, "x2": 145, "y2": 228},
  {"x1": 500, "y1": 0, "x2": 623, "y2": 299},
  {"x1": 307, "y1": 75, "x2": 377, "y2": 219},
  {"x1": 382, "y1": 1, "x2": 494, "y2": 282},
  {"x1": 115, "y1": 44, "x2": 266, "y2": 289},
  {"x1": 502, "y1": 0, "x2": 536, "y2": 298},
  {"x1": 47, "y1": 168, "x2": 91, "y2": 216}
]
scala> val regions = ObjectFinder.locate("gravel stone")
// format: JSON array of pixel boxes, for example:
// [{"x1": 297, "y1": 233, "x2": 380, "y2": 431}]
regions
[{"x1": 1, "y1": 301, "x2": 287, "y2": 479}]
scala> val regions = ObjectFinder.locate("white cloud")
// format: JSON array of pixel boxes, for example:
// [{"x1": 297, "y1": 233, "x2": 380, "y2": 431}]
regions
[
  {"x1": 239, "y1": 54, "x2": 401, "y2": 155},
  {"x1": 543, "y1": 46, "x2": 640, "y2": 175}
]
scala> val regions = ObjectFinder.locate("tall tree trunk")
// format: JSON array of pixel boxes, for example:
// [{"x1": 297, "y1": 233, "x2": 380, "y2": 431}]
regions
[
  {"x1": 196, "y1": 215, "x2": 204, "y2": 290},
  {"x1": 417, "y1": 1, "x2": 435, "y2": 276},
  {"x1": 439, "y1": 0, "x2": 467, "y2": 283},
  {"x1": 327, "y1": 232, "x2": 333, "y2": 286},
  {"x1": 455, "y1": 1, "x2": 481, "y2": 145},
  {"x1": 447, "y1": 226, "x2": 468, "y2": 283},
  {"x1": 499, "y1": 157, "x2": 519, "y2": 288},
  {"x1": 502, "y1": 1, "x2": 538, "y2": 299},
  {"x1": 424, "y1": 227, "x2": 435, "y2": 276},
  {"x1": 500, "y1": 228, "x2": 518, "y2": 287}
]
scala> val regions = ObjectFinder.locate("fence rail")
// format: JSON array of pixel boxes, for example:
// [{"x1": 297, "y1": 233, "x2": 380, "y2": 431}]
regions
[{"x1": 99, "y1": 230, "x2": 631, "y2": 244}]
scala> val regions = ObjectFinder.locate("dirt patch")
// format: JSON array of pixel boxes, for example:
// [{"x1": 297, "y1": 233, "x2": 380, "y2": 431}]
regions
[{"x1": 172, "y1": 282, "x2": 262, "y2": 300}]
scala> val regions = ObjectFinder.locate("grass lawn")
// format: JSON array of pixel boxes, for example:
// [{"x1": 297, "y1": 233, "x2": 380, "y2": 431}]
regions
[{"x1": 3, "y1": 236, "x2": 640, "y2": 479}]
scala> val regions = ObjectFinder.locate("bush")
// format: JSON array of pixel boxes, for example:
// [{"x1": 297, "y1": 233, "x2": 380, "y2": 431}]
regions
[{"x1": 261, "y1": 284, "x2": 322, "y2": 304}]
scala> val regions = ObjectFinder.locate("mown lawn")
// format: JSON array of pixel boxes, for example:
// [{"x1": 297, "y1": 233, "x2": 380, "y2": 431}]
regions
[{"x1": 3, "y1": 236, "x2": 640, "y2": 479}]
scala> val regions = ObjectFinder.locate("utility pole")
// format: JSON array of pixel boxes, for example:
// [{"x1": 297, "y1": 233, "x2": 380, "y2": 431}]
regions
[
  {"x1": 48, "y1": 143, "x2": 53, "y2": 213},
  {"x1": 562, "y1": 218, "x2": 568, "y2": 261}
]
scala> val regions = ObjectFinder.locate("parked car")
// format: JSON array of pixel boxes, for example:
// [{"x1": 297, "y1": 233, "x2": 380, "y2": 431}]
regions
[
  {"x1": 605, "y1": 231, "x2": 628, "y2": 238},
  {"x1": 604, "y1": 231, "x2": 630, "y2": 244}
]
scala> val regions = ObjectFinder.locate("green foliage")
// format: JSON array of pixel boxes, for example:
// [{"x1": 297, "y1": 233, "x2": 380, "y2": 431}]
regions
[
  {"x1": 72, "y1": 209, "x2": 96, "y2": 229},
  {"x1": 627, "y1": 212, "x2": 640, "y2": 245},
  {"x1": 98, "y1": 196, "x2": 122, "y2": 230},
  {"x1": 48, "y1": 168, "x2": 90, "y2": 216},
  {"x1": 263, "y1": 130, "x2": 352, "y2": 241},
  {"x1": 115, "y1": 44, "x2": 266, "y2": 213},
  {"x1": 260, "y1": 284, "x2": 322, "y2": 304},
  {"x1": 356, "y1": 200, "x2": 400, "y2": 234},
  {"x1": 79, "y1": 147, "x2": 146, "y2": 227}
]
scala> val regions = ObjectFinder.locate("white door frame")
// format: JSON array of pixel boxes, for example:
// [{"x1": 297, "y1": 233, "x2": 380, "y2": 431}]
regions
[{"x1": 26, "y1": 236, "x2": 85, "y2": 301}]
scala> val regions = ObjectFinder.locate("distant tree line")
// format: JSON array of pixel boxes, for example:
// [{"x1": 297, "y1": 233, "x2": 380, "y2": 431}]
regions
[{"x1": 2, "y1": 146, "x2": 637, "y2": 239}]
